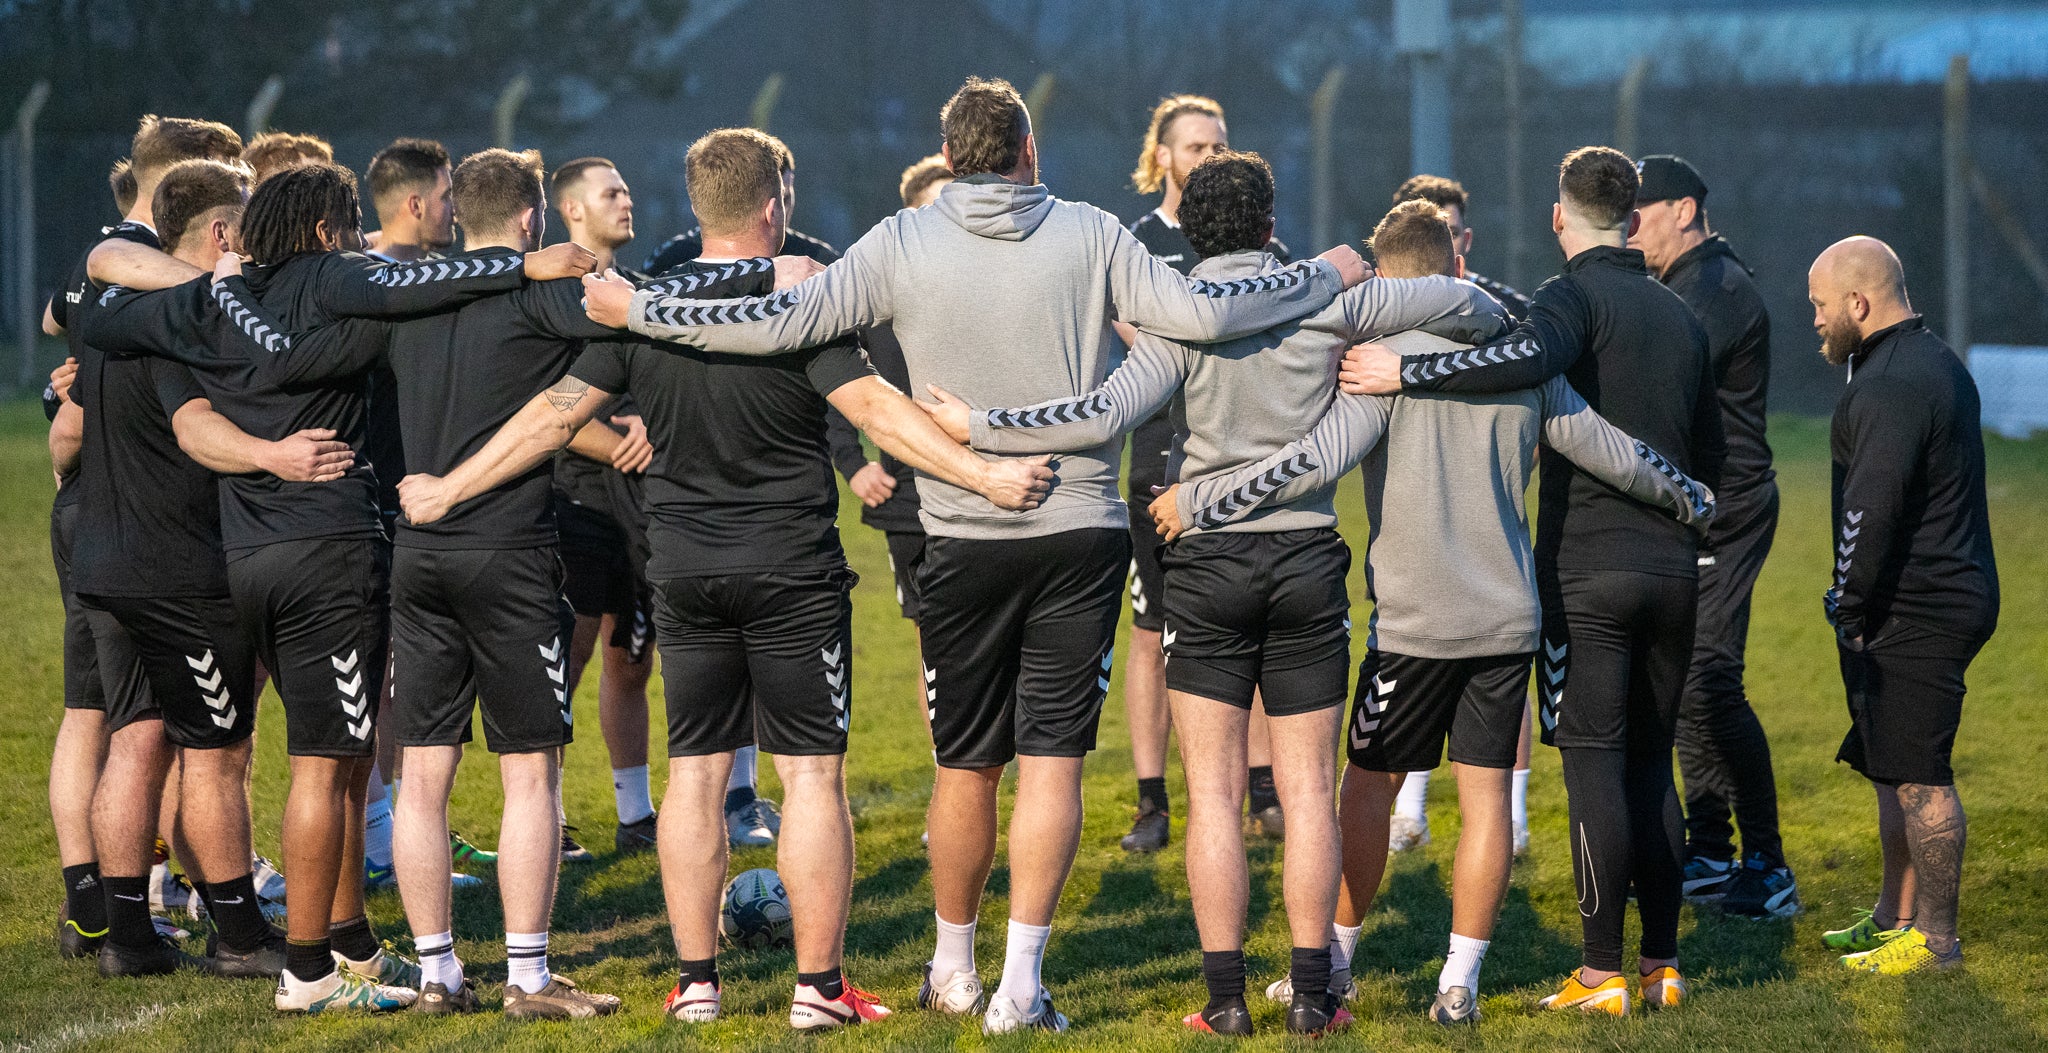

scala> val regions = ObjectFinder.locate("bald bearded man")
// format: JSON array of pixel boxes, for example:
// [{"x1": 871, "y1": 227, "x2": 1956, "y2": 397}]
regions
[{"x1": 1808, "y1": 237, "x2": 1998, "y2": 977}]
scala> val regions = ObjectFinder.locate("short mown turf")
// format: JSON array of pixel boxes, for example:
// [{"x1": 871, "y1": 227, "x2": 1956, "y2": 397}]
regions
[{"x1": 1, "y1": 402, "x2": 2041, "y2": 1051}]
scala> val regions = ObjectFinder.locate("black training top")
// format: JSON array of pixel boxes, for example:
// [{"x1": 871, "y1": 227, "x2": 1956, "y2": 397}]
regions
[
  {"x1": 50, "y1": 221, "x2": 158, "y2": 508},
  {"x1": 552, "y1": 265, "x2": 650, "y2": 524},
  {"x1": 1467, "y1": 271, "x2": 1531, "y2": 322},
  {"x1": 1827, "y1": 316, "x2": 1999, "y2": 647},
  {"x1": 823, "y1": 322, "x2": 923, "y2": 534},
  {"x1": 569, "y1": 259, "x2": 878, "y2": 579},
  {"x1": 1661, "y1": 235, "x2": 1773, "y2": 513},
  {"x1": 383, "y1": 247, "x2": 610, "y2": 550},
  {"x1": 1397, "y1": 245, "x2": 1726, "y2": 577},
  {"x1": 644, "y1": 227, "x2": 839, "y2": 277}
]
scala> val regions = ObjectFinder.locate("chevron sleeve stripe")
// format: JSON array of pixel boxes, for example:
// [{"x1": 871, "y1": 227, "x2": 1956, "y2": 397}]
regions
[
  {"x1": 645, "y1": 288, "x2": 803, "y2": 330},
  {"x1": 1187, "y1": 452, "x2": 1319, "y2": 531},
  {"x1": 986, "y1": 390, "x2": 1114, "y2": 430},
  {"x1": 365, "y1": 253, "x2": 524, "y2": 287},
  {"x1": 1188, "y1": 261, "x2": 1314, "y2": 298},
  {"x1": 1631, "y1": 440, "x2": 1713, "y2": 522},
  {"x1": 208, "y1": 282, "x2": 291, "y2": 355},
  {"x1": 640, "y1": 257, "x2": 773, "y2": 298}
]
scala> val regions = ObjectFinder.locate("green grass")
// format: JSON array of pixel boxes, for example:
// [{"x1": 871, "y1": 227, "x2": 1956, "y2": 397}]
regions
[{"x1": 1, "y1": 400, "x2": 2043, "y2": 1052}]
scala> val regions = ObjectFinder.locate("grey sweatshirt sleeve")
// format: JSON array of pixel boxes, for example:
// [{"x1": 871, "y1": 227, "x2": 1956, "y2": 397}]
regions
[
  {"x1": 1336, "y1": 275, "x2": 1506, "y2": 343},
  {"x1": 1106, "y1": 222, "x2": 1342, "y2": 342},
  {"x1": 626, "y1": 221, "x2": 896, "y2": 355},
  {"x1": 1172, "y1": 392, "x2": 1393, "y2": 532},
  {"x1": 967, "y1": 332, "x2": 1190, "y2": 454},
  {"x1": 1536, "y1": 376, "x2": 1716, "y2": 526}
]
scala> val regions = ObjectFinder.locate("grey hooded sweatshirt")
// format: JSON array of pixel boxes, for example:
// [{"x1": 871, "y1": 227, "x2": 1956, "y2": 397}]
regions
[
  {"x1": 625, "y1": 174, "x2": 1346, "y2": 540},
  {"x1": 1173, "y1": 322, "x2": 1716, "y2": 659},
  {"x1": 964, "y1": 250, "x2": 1501, "y2": 537}
]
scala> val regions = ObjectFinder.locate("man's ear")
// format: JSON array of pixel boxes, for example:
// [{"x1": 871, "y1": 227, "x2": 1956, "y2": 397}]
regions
[
  {"x1": 1458, "y1": 227, "x2": 1474, "y2": 257},
  {"x1": 1155, "y1": 140, "x2": 1173, "y2": 177},
  {"x1": 408, "y1": 192, "x2": 426, "y2": 222},
  {"x1": 214, "y1": 217, "x2": 234, "y2": 254},
  {"x1": 314, "y1": 217, "x2": 335, "y2": 251},
  {"x1": 940, "y1": 141, "x2": 953, "y2": 171},
  {"x1": 1674, "y1": 196, "x2": 1697, "y2": 231},
  {"x1": 1625, "y1": 209, "x2": 1642, "y2": 240},
  {"x1": 1019, "y1": 133, "x2": 1036, "y2": 177},
  {"x1": 1453, "y1": 252, "x2": 1466, "y2": 281},
  {"x1": 519, "y1": 206, "x2": 539, "y2": 246},
  {"x1": 1550, "y1": 202, "x2": 1565, "y2": 235}
]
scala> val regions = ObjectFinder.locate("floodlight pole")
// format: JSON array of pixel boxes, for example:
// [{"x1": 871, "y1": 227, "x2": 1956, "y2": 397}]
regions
[
  {"x1": 750, "y1": 73, "x2": 783, "y2": 133},
  {"x1": 1309, "y1": 66, "x2": 1347, "y2": 252},
  {"x1": 246, "y1": 75, "x2": 284, "y2": 140},
  {"x1": 1944, "y1": 54, "x2": 1969, "y2": 362},
  {"x1": 15, "y1": 80, "x2": 49, "y2": 389},
  {"x1": 495, "y1": 74, "x2": 531, "y2": 150},
  {"x1": 1395, "y1": 0, "x2": 1453, "y2": 178},
  {"x1": 1503, "y1": 0, "x2": 1526, "y2": 289},
  {"x1": 1616, "y1": 56, "x2": 1649, "y2": 156}
]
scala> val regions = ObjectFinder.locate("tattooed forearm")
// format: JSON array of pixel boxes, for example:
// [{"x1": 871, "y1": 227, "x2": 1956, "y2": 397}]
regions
[
  {"x1": 1898, "y1": 782, "x2": 1966, "y2": 950},
  {"x1": 545, "y1": 376, "x2": 592, "y2": 414}
]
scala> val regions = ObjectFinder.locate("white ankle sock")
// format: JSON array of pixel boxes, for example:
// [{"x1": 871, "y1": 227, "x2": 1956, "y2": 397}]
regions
[
  {"x1": 1331, "y1": 922, "x2": 1362, "y2": 973},
  {"x1": 416, "y1": 930, "x2": 462, "y2": 988},
  {"x1": 1440, "y1": 932, "x2": 1489, "y2": 993},
  {"x1": 1395, "y1": 769, "x2": 1431, "y2": 822},
  {"x1": 364, "y1": 797, "x2": 394, "y2": 868},
  {"x1": 613, "y1": 765, "x2": 654, "y2": 825},
  {"x1": 506, "y1": 930, "x2": 550, "y2": 994},
  {"x1": 1511, "y1": 768, "x2": 1530, "y2": 836},
  {"x1": 728, "y1": 746, "x2": 758, "y2": 793},
  {"x1": 995, "y1": 920, "x2": 1051, "y2": 1012},
  {"x1": 932, "y1": 913, "x2": 977, "y2": 978}
]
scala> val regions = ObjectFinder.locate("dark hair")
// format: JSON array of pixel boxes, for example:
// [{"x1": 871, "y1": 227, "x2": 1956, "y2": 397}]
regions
[
  {"x1": 1370, "y1": 199, "x2": 1457, "y2": 278},
  {"x1": 1392, "y1": 173, "x2": 1468, "y2": 214},
  {"x1": 685, "y1": 129, "x2": 786, "y2": 235},
  {"x1": 130, "y1": 115, "x2": 243, "y2": 185},
  {"x1": 1558, "y1": 146, "x2": 1638, "y2": 231},
  {"x1": 453, "y1": 148, "x2": 546, "y2": 239},
  {"x1": 1178, "y1": 150, "x2": 1274, "y2": 260},
  {"x1": 550, "y1": 157, "x2": 617, "y2": 202},
  {"x1": 153, "y1": 159, "x2": 252, "y2": 255},
  {"x1": 109, "y1": 158, "x2": 138, "y2": 214},
  {"x1": 898, "y1": 153, "x2": 953, "y2": 208},
  {"x1": 940, "y1": 76, "x2": 1030, "y2": 178},
  {"x1": 366, "y1": 138, "x2": 451, "y2": 205},
  {"x1": 238, "y1": 162, "x2": 360, "y2": 264},
  {"x1": 242, "y1": 131, "x2": 335, "y2": 185}
]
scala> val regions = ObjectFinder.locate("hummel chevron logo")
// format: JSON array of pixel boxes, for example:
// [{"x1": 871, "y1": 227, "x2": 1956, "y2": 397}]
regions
[
  {"x1": 1189, "y1": 261, "x2": 1315, "y2": 298},
  {"x1": 99, "y1": 284, "x2": 128, "y2": 307},
  {"x1": 924, "y1": 665, "x2": 938, "y2": 708},
  {"x1": 1541, "y1": 703, "x2": 1559, "y2": 732},
  {"x1": 1843, "y1": 524, "x2": 1862, "y2": 540},
  {"x1": 640, "y1": 258, "x2": 772, "y2": 298},
  {"x1": 333, "y1": 650, "x2": 359, "y2": 674},
  {"x1": 1162, "y1": 627, "x2": 1177, "y2": 648},
  {"x1": 539, "y1": 638, "x2": 562, "y2": 662},
  {"x1": 1399, "y1": 338, "x2": 1538, "y2": 385},
  {"x1": 1846, "y1": 510, "x2": 1864, "y2": 524},
  {"x1": 366, "y1": 254, "x2": 521, "y2": 288},
  {"x1": 1373, "y1": 674, "x2": 1398, "y2": 697},
  {"x1": 188, "y1": 649, "x2": 216, "y2": 673},
  {"x1": 209, "y1": 283, "x2": 289, "y2": 354},
  {"x1": 194, "y1": 666, "x2": 224, "y2": 694},
  {"x1": 822, "y1": 644, "x2": 843, "y2": 666},
  {"x1": 826, "y1": 665, "x2": 846, "y2": 690},
  {"x1": 646, "y1": 288, "x2": 801, "y2": 329},
  {"x1": 1191, "y1": 452, "x2": 1317, "y2": 531},
  {"x1": 1545, "y1": 640, "x2": 1568, "y2": 663},
  {"x1": 1544, "y1": 662, "x2": 1566, "y2": 687},
  {"x1": 1838, "y1": 541, "x2": 1856, "y2": 557},
  {"x1": 988, "y1": 391, "x2": 1114, "y2": 430}
]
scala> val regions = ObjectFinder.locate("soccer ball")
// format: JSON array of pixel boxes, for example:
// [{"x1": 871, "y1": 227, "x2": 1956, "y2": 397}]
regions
[{"x1": 720, "y1": 868, "x2": 793, "y2": 949}]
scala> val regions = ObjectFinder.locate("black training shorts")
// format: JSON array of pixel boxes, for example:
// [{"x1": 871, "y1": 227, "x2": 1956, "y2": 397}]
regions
[
  {"x1": 53, "y1": 502, "x2": 110, "y2": 713},
  {"x1": 1158, "y1": 528, "x2": 1352, "y2": 715},
  {"x1": 884, "y1": 530, "x2": 927, "y2": 622},
  {"x1": 1348, "y1": 650, "x2": 1532, "y2": 772},
  {"x1": 229, "y1": 538, "x2": 389, "y2": 757},
  {"x1": 1836, "y1": 621, "x2": 1985, "y2": 787},
  {"x1": 80, "y1": 591, "x2": 258, "y2": 750}
]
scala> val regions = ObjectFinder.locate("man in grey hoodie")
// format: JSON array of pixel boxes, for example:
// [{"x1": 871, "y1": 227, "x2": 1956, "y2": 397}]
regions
[{"x1": 579, "y1": 77, "x2": 1368, "y2": 1034}]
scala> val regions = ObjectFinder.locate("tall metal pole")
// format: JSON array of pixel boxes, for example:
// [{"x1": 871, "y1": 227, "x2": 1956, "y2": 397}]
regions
[
  {"x1": 1943, "y1": 54, "x2": 1970, "y2": 361},
  {"x1": 245, "y1": 75, "x2": 284, "y2": 140},
  {"x1": 494, "y1": 74, "x2": 531, "y2": 150},
  {"x1": 15, "y1": 80, "x2": 49, "y2": 389},
  {"x1": 1616, "y1": 56, "x2": 1650, "y2": 156},
  {"x1": 749, "y1": 72, "x2": 784, "y2": 133},
  {"x1": 1503, "y1": 0, "x2": 1526, "y2": 289},
  {"x1": 1309, "y1": 66, "x2": 1347, "y2": 251},
  {"x1": 1395, "y1": 0, "x2": 1453, "y2": 178}
]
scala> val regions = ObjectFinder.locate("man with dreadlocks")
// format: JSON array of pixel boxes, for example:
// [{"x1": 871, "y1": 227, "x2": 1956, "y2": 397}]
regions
[{"x1": 84, "y1": 159, "x2": 595, "y2": 1011}]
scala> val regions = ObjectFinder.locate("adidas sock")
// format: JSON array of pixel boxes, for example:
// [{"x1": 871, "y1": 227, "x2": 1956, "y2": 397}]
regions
[
  {"x1": 329, "y1": 915, "x2": 380, "y2": 962},
  {"x1": 1248, "y1": 766, "x2": 1279, "y2": 813},
  {"x1": 506, "y1": 930, "x2": 551, "y2": 994},
  {"x1": 1395, "y1": 769, "x2": 1431, "y2": 823},
  {"x1": 995, "y1": 919, "x2": 1051, "y2": 1013},
  {"x1": 1289, "y1": 946, "x2": 1332, "y2": 1006},
  {"x1": 416, "y1": 931, "x2": 462, "y2": 988},
  {"x1": 1331, "y1": 922, "x2": 1362, "y2": 974},
  {"x1": 364, "y1": 795, "x2": 395, "y2": 869},
  {"x1": 677, "y1": 956, "x2": 718, "y2": 990},
  {"x1": 798, "y1": 968, "x2": 845, "y2": 1000},
  {"x1": 1201, "y1": 949, "x2": 1247, "y2": 1011},
  {"x1": 287, "y1": 937, "x2": 335, "y2": 982},
  {"x1": 1439, "y1": 932, "x2": 1488, "y2": 993},
  {"x1": 1136, "y1": 776, "x2": 1169, "y2": 813},
  {"x1": 200, "y1": 874, "x2": 269, "y2": 951},
  {"x1": 932, "y1": 913, "x2": 977, "y2": 978},
  {"x1": 613, "y1": 765, "x2": 654, "y2": 825},
  {"x1": 728, "y1": 745, "x2": 759, "y2": 792},
  {"x1": 63, "y1": 862, "x2": 108, "y2": 938},
  {"x1": 103, "y1": 875, "x2": 155, "y2": 947},
  {"x1": 1511, "y1": 768, "x2": 1530, "y2": 838}
]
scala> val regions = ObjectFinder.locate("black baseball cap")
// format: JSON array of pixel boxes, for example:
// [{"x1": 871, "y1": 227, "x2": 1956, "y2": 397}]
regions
[{"x1": 1636, "y1": 155, "x2": 1708, "y2": 204}]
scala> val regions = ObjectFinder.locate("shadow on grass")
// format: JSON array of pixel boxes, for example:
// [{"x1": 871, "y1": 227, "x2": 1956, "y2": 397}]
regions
[
  {"x1": 1902, "y1": 965, "x2": 2043, "y2": 1050},
  {"x1": 1679, "y1": 901, "x2": 1796, "y2": 987}
]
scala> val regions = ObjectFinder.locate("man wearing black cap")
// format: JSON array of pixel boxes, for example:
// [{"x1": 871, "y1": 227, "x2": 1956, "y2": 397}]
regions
[{"x1": 1629, "y1": 155, "x2": 1796, "y2": 918}]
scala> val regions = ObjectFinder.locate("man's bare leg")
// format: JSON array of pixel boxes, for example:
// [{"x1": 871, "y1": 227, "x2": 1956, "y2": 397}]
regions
[
  {"x1": 1336, "y1": 767, "x2": 1405, "y2": 926},
  {"x1": 1246, "y1": 694, "x2": 1282, "y2": 835},
  {"x1": 659, "y1": 752, "x2": 734, "y2": 963},
  {"x1": 1873, "y1": 784, "x2": 1918, "y2": 930},
  {"x1": 1896, "y1": 783, "x2": 1964, "y2": 955},
  {"x1": 775, "y1": 753, "x2": 854, "y2": 974},
  {"x1": 1434, "y1": 763, "x2": 1513, "y2": 1001},
  {"x1": 496, "y1": 749, "x2": 564, "y2": 993},
  {"x1": 1270, "y1": 707, "x2": 1343, "y2": 948},
  {"x1": 93, "y1": 720, "x2": 175, "y2": 951},
  {"x1": 179, "y1": 739, "x2": 274, "y2": 955},
  {"x1": 394, "y1": 744, "x2": 460, "y2": 981},
  {"x1": 1174, "y1": 693, "x2": 1251, "y2": 952},
  {"x1": 596, "y1": 615, "x2": 655, "y2": 832},
  {"x1": 925, "y1": 763, "x2": 1001, "y2": 994},
  {"x1": 52, "y1": 707, "x2": 110, "y2": 946},
  {"x1": 281, "y1": 755, "x2": 350, "y2": 975}
]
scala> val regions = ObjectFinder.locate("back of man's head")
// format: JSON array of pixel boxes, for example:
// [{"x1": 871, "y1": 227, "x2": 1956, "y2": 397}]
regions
[
  {"x1": 1371, "y1": 200, "x2": 1458, "y2": 279},
  {"x1": 1178, "y1": 151, "x2": 1274, "y2": 260},
  {"x1": 1392, "y1": 173, "x2": 1468, "y2": 215},
  {"x1": 1558, "y1": 146, "x2": 1637, "y2": 232},
  {"x1": 899, "y1": 153, "x2": 953, "y2": 209},
  {"x1": 243, "y1": 131, "x2": 335, "y2": 186},
  {"x1": 239, "y1": 162, "x2": 361, "y2": 263},
  {"x1": 130, "y1": 115, "x2": 244, "y2": 190},
  {"x1": 941, "y1": 77, "x2": 1030, "y2": 179},
  {"x1": 367, "y1": 138, "x2": 451, "y2": 213},
  {"x1": 153, "y1": 159, "x2": 253, "y2": 255},
  {"x1": 453, "y1": 148, "x2": 546, "y2": 244},
  {"x1": 109, "y1": 158, "x2": 138, "y2": 215},
  {"x1": 685, "y1": 129, "x2": 787, "y2": 237}
]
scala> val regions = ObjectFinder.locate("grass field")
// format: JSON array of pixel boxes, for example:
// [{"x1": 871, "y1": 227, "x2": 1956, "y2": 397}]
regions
[{"x1": 0, "y1": 399, "x2": 2042, "y2": 1052}]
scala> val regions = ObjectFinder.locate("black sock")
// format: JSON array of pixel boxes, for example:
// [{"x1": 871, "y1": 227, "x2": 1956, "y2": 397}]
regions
[
  {"x1": 677, "y1": 956, "x2": 719, "y2": 990},
  {"x1": 199, "y1": 874, "x2": 270, "y2": 952},
  {"x1": 103, "y1": 875, "x2": 155, "y2": 947},
  {"x1": 287, "y1": 937, "x2": 335, "y2": 982},
  {"x1": 329, "y1": 915, "x2": 380, "y2": 962},
  {"x1": 724, "y1": 786, "x2": 757, "y2": 812},
  {"x1": 798, "y1": 968, "x2": 844, "y2": 1000},
  {"x1": 1248, "y1": 766, "x2": 1279, "y2": 813},
  {"x1": 63, "y1": 862, "x2": 108, "y2": 936},
  {"x1": 1201, "y1": 949, "x2": 1247, "y2": 1010},
  {"x1": 1289, "y1": 946, "x2": 1332, "y2": 1007},
  {"x1": 1137, "y1": 776, "x2": 1169, "y2": 814}
]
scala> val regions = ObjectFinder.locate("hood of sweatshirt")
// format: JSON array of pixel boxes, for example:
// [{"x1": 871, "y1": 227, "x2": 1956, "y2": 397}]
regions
[
  {"x1": 1187, "y1": 248, "x2": 1274, "y2": 282},
  {"x1": 934, "y1": 173, "x2": 1055, "y2": 241}
]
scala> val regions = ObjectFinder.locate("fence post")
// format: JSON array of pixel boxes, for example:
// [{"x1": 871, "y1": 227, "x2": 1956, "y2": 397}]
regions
[
  {"x1": 1395, "y1": 0, "x2": 1453, "y2": 178},
  {"x1": 494, "y1": 74, "x2": 531, "y2": 150},
  {"x1": 1503, "y1": 0, "x2": 1525, "y2": 289},
  {"x1": 1309, "y1": 66, "x2": 1347, "y2": 252},
  {"x1": 749, "y1": 73, "x2": 783, "y2": 133},
  {"x1": 1944, "y1": 54, "x2": 1969, "y2": 362},
  {"x1": 1616, "y1": 56, "x2": 1649, "y2": 156},
  {"x1": 245, "y1": 75, "x2": 284, "y2": 140},
  {"x1": 14, "y1": 80, "x2": 49, "y2": 389}
]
